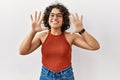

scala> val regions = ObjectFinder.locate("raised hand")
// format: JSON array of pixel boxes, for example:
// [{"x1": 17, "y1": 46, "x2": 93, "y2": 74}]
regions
[
  {"x1": 30, "y1": 11, "x2": 48, "y2": 32},
  {"x1": 69, "y1": 13, "x2": 83, "y2": 34}
]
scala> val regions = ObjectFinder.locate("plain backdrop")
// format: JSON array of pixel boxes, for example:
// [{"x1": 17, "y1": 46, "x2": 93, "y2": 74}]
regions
[{"x1": 0, "y1": 0, "x2": 120, "y2": 80}]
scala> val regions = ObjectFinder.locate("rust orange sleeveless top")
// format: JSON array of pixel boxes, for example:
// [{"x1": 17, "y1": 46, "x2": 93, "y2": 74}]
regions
[{"x1": 41, "y1": 31, "x2": 72, "y2": 72}]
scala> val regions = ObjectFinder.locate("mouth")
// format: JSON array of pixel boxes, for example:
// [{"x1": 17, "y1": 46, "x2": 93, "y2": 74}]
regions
[{"x1": 51, "y1": 21, "x2": 59, "y2": 24}]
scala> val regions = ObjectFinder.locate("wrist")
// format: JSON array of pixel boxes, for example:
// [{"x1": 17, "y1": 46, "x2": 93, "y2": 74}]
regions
[
  {"x1": 78, "y1": 28, "x2": 85, "y2": 35},
  {"x1": 30, "y1": 29, "x2": 37, "y2": 34}
]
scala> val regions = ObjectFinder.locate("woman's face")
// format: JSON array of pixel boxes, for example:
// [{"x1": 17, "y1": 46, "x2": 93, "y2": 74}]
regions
[{"x1": 48, "y1": 8, "x2": 63, "y2": 29}]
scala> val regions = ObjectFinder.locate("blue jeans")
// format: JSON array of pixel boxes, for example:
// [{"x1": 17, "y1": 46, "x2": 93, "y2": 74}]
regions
[{"x1": 40, "y1": 65, "x2": 75, "y2": 80}]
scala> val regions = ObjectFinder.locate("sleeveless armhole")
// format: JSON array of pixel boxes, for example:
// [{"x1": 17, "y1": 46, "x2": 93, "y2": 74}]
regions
[
  {"x1": 41, "y1": 31, "x2": 50, "y2": 45},
  {"x1": 63, "y1": 32, "x2": 72, "y2": 47}
]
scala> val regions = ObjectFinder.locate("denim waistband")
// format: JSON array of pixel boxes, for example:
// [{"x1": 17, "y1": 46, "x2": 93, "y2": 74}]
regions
[{"x1": 41, "y1": 65, "x2": 72, "y2": 77}]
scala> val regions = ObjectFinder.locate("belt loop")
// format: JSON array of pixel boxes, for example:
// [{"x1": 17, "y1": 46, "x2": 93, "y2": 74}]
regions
[
  {"x1": 60, "y1": 71, "x2": 64, "y2": 77},
  {"x1": 53, "y1": 72, "x2": 56, "y2": 78},
  {"x1": 46, "y1": 70, "x2": 49, "y2": 75}
]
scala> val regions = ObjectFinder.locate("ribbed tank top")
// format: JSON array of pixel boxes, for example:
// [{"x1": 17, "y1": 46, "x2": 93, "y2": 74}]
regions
[{"x1": 41, "y1": 31, "x2": 71, "y2": 72}]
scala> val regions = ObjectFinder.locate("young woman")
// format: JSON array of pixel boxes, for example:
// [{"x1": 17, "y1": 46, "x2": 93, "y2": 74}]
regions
[{"x1": 19, "y1": 3, "x2": 100, "y2": 80}]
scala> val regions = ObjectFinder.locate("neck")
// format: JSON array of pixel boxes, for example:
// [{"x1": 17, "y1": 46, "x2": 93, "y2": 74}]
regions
[{"x1": 50, "y1": 28, "x2": 62, "y2": 35}]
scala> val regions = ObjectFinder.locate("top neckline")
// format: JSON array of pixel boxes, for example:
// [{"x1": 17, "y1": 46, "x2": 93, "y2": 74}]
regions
[{"x1": 49, "y1": 31, "x2": 64, "y2": 37}]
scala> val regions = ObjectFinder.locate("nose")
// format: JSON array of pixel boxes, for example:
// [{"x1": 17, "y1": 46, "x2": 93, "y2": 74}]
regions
[
  {"x1": 53, "y1": 15, "x2": 58, "y2": 20},
  {"x1": 53, "y1": 14, "x2": 58, "y2": 18}
]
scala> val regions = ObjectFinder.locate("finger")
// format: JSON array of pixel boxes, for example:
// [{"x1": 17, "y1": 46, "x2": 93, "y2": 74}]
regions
[
  {"x1": 38, "y1": 12, "x2": 44, "y2": 23},
  {"x1": 70, "y1": 13, "x2": 76, "y2": 22},
  {"x1": 81, "y1": 15, "x2": 83, "y2": 23},
  {"x1": 75, "y1": 13, "x2": 79, "y2": 20},
  {"x1": 37, "y1": 12, "x2": 41, "y2": 21},
  {"x1": 69, "y1": 13, "x2": 72, "y2": 21},
  {"x1": 79, "y1": 15, "x2": 83, "y2": 25},
  {"x1": 69, "y1": 14, "x2": 74, "y2": 24},
  {"x1": 35, "y1": 11, "x2": 37, "y2": 20},
  {"x1": 40, "y1": 12, "x2": 44, "y2": 21},
  {"x1": 72, "y1": 14, "x2": 76, "y2": 21},
  {"x1": 30, "y1": 14, "x2": 33, "y2": 21}
]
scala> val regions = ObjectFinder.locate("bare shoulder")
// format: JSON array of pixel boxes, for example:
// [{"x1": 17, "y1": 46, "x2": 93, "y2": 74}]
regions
[
  {"x1": 36, "y1": 30, "x2": 49, "y2": 43},
  {"x1": 39, "y1": 30, "x2": 48, "y2": 36},
  {"x1": 64, "y1": 31, "x2": 82, "y2": 45},
  {"x1": 64, "y1": 32, "x2": 78, "y2": 45}
]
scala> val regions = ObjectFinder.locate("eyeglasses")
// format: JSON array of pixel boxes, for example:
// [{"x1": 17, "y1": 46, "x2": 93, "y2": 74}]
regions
[{"x1": 49, "y1": 13, "x2": 63, "y2": 18}]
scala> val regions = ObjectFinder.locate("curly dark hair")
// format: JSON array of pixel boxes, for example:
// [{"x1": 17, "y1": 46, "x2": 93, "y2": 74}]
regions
[{"x1": 43, "y1": 3, "x2": 70, "y2": 32}]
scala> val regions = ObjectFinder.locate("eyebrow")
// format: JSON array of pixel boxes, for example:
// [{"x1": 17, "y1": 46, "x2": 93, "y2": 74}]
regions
[{"x1": 50, "y1": 13, "x2": 62, "y2": 14}]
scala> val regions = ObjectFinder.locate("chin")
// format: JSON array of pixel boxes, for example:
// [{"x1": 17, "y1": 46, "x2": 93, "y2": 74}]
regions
[{"x1": 51, "y1": 25, "x2": 61, "y2": 28}]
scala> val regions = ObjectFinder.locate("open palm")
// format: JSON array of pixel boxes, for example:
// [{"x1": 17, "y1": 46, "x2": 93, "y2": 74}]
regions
[
  {"x1": 30, "y1": 11, "x2": 48, "y2": 32},
  {"x1": 69, "y1": 13, "x2": 83, "y2": 33}
]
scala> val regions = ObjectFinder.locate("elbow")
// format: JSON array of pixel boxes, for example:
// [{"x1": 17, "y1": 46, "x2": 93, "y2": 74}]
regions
[
  {"x1": 93, "y1": 46, "x2": 100, "y2": 50},
  {"x1": 91, "y1": 44, "x2": 100, "y2": 50},
  {"x1": 19, "y1": 52, "x2": 27, "y2": 55},
  {"x1": 19, "y1": 51, "x2": 27, "y2": 55},
  {"x1": 96, "y1": 44, "x2": 100, "y2": 50},
  {"x1": 19, "y1": 48, "x2": 29, "y2": 55}
]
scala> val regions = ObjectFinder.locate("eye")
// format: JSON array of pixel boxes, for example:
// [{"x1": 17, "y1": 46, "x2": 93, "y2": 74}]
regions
[
  {"x1": 57, "y1": 14, "x2": 62, "y2": 17},
  {"x1": 49, "y1": 13, "x2": 63, "y2": 18},
  {"x1": 50, "y1": 14, "x2": 54, "y2": 17}
]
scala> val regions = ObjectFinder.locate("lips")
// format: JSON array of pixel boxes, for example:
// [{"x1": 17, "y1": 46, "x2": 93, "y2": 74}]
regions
[{"x1": 52, "y1": 21, "x2": 59, "y2": 24}]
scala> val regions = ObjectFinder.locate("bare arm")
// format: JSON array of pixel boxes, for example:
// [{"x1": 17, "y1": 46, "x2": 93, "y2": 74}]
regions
[
  {"x1": 70, "y1": 13, "x2": 100, "y2": 50},
  {"x1": 19, "y1": 30, "x2": 41, "y2": 55},
  {"x1": 19, "y1": 11, "x2": 48, "y2": 55},
  {"x1": 73, "y1": 32, "x2": 100, "y2": 50}
]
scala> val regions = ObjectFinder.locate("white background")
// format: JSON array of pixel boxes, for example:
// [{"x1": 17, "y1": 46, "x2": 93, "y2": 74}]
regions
[{"x1": 0, "y1": 0, "x2": 120, "y2": 80}]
